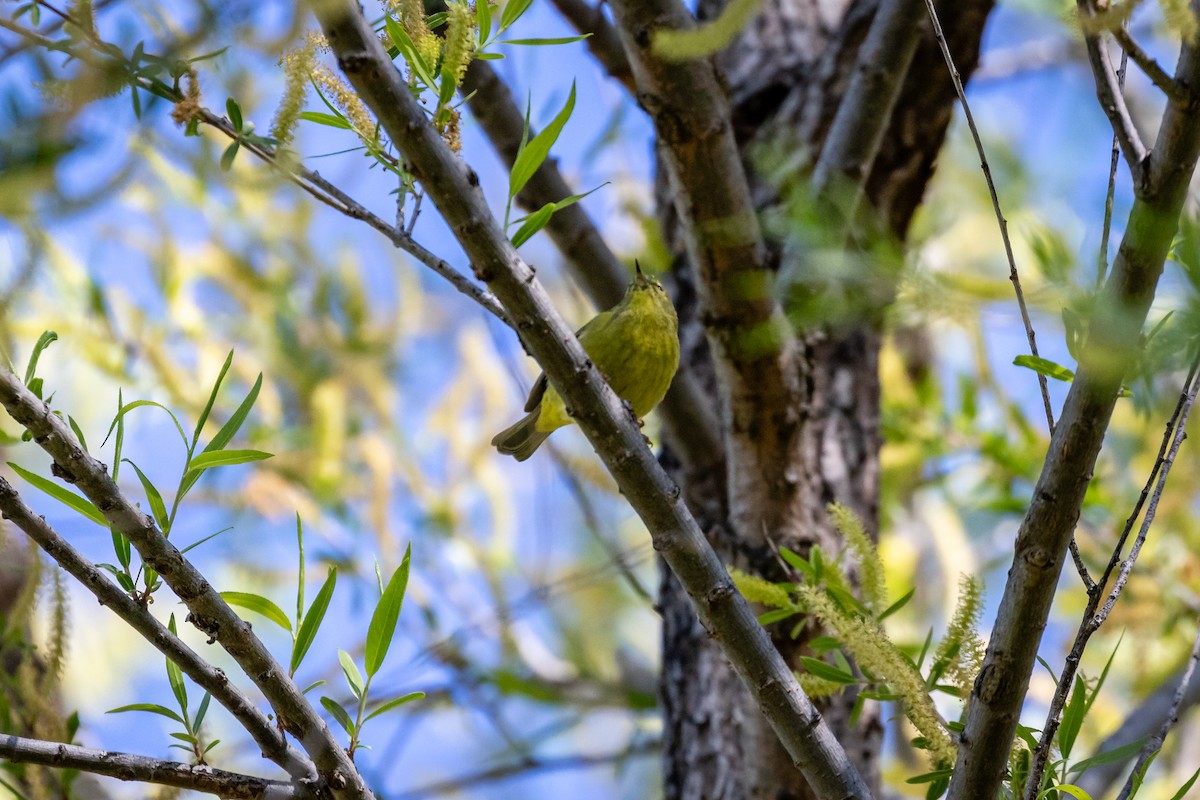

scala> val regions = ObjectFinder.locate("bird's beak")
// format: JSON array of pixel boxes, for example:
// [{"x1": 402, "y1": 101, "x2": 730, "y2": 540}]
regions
[{"x1": 635, "y1": 260, "x2": 644, "y2": 279}]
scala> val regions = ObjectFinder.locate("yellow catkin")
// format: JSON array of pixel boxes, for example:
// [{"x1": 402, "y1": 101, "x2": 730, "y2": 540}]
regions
[
  {"x1": 802, "y1": 587, "x2": 957, "y2": 767},
  {"x1": 934, "y1": 574, "x2": 985, "y2": 700},
  {"x1": 442, "y1": 1, "x2": 476, "y2": 87},
  {"x1": 170, "y1": 68, "x2": 201, "y2": 127},
  {"x1": 389, "y1": 0, "x2": 441, "y2": 67},
  {"x1": 311, "y1": 64, "x2": 379, "y2": 142},
  {"x1": 828, "y1": 502, "x2": 887, "y2": 614},
  {"x1": 728, "y1": 566, "x2": 795, "y2": 610},
  {"x1": 1160, "y1": 0, "x2": 1199, "y2": 42},
  {"x1": 271, "y1": 36, "x2": 319, "y2": 146}
]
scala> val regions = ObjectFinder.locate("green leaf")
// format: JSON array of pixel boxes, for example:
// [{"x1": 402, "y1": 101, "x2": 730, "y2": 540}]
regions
[
  {"x1": 187, "y1": 449, "x2": 273, "y2": 472},
  {"x1": 103, "y1": 401, "x2": 191, "y2": 451},
  {"x1": 192, "y1": 351, "x2": 233, "y2": 449},
  {"x1": 194, "y1": 691, "x2": 212, "y2": 731},
  {"x1": 124, "y1": 459, "x2": 169, "y2": 532},
  {"x1": 758, "y1": 608, "x2": 798, "y2": 625},
  {"x1": 1169, "y1": 767, "x2": 1200, "y2": 800},
  {"x1": 299, "y1": 111, "x2": 353, "y2": 130},
  {"x1": 301, "y1": 680, "x2": 326, "y2": 695},
  {"x1": 1013, "y1": 354, "x2": 1075, "y2": 383},
  {"x1": 1058, "y1": 675, "x2": 1087, "y2": 759},
  {"x1": 110, "y1": 529, "x2": 132, "y2": 572},
  {"x1": 1068, "y1": 736, "x2": 1148, "y2": 773},
  {"x1": 364, "y1": 691, "x2": 425, "y2": 722},
  {"x1": 510, "y1": 202, "x2": 556, "y2": 247},
  {"x1": 878, "y1": 587, "x2": 915, "y2": 621},
  {"x1": 338, "y1": 649, "x2": 365, "y2": 698},
  {"x1": 476, "y1": 0, "x2": 492, "y2": 44},
  {"x1": 292, "y1": 567, "x2": 337, "y2": 674},
  {"x1": 107, "y1": 703, "x2": 185, "y2": 723},
  {"x1": 502, "y1": 35, "x2": 593, "y2": 45},
  {"x1": 226, "y1": 97, "x2": 243, "y2": 131},
  {"x1": 906, "y1": 769, "x2": 954, "y2": 784},
  {"x1": 320, "y1": 696, "x2": 356, "y2": 736},
  {"x1": 475, "y1": 52, "x2": 505, "y2": 60},
  {"x1": 365, "y1": 544, "x2": 411, "y2": 676},
  {"x1": 385, "y1": 15, "x2": 436, "y2": 89},
  {"x1": 165, "y1": 614, "x2": 188, "y2": 720},
  {"x1": 201, "y1": 373, "x2": 263, "y2": 455},
  {"x1": 798, "y1": 656, "x2": 857, "y2": 684},
  {"x1": 221, "y1": 591, "x2": 293, "y2": 632},
  {"x1": 179, "y1": 526, "x2": 234, "y2": 555},
  {"x1": 296, "y1": 514, "x2": 307, "y2": 627},
  {"x1": 67, "y1": 415, "x2": 89, "y2": 453},
  {"x1": 1046, "y1": 785, "x2": 1092, "y2": 800},
  {"x1": 23, "y1": 330, "x2": 57, "y2": 385},
  {"x1": 7, "y1": 463, "x2": 107, "y2": 527},
  {"x1": 220, "y1": 141, "x2": 239, "y2": 171},
  {"x1": 499, "y1": 0, "x2": 534, "y2": 30},
  {"x1": 509, "y1": 82, "x2": 575, "y2": 199}
]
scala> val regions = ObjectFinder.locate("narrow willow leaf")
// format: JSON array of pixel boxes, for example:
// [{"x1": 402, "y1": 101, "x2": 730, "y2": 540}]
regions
[
  {"x1": 299, "y1": 111, "x2": 352, "y2": 129},
  {"x1": 201, "y1": 373, "x2": 263, "y2": 454},
  {"x1": 510, "y1": 202, "x2": 555, "y2": 247},
  {"x1": 103, "y1": 400, "x2": 188, "y2": 448},
  {"x1": 364, "y1": 691, "x2": 425, "y2": 722},
  {"x1": 476, "y1": 0, "x2": 491, "y2": 44},
  {"x1": 221, "y1": 591, "x2": 293, "y2": 632},
  {"x1": 499, "y1": 0, "x2": 533, "y2": 30},
  {"x1": 798, "y1": 656, "x2": 856, "y2": 684},
  {"x1": 7, "y1": 463, "x2": 107, "y2": 527},
  {"x1": 365, "y1": 545, "x2": 412, "y2": 677},
  {"x1": 1058, "y1": 675, "x2": 1087, "y2": 759},
  {"x1": 1013, "y1": 354, "x2": 1075, "y2": 383},
  {"x1": 1068, "y1": 737, "x2": 1148, "y2": 773},
  {"x1": 320, "y1": 696, "x2": 355, "y2": 736},
  {"x1": 502, "y1": 35, "x2": 592, "y2": 45},
  {"x1": 187, "y1": 449, "x2": 273, "y2": 471},
  {"x1": 193, "y1": 351, "x2": 234, "y2": 449},
  {"x1": 509, "y1": 82, "x2": 575, "y2": 199},
  {"x1": 292, "y1": 567, "x2": 337, "y2": 674},
  {"x1": 124, "y1": 459, "x2": 169, "y2": 531},
  {"x1": 106, "y1": 704, "x2": 184, "y2": 723},
  {"x1": 23, "y1": 330, "x2": 57, "y2": 385},
  {"x1": 338, "y1": 650, "x2": 365, "y2": 699}
]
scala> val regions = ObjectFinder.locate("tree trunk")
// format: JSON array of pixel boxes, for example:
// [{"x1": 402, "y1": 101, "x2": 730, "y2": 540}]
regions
[{"x1": 657, "y1": 1, "x2": 994, "y2": 797}]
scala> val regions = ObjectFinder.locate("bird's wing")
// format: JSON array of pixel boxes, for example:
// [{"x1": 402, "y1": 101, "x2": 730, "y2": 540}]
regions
[
  {"x1": 523, "y1": 373, "x2": 548, "y2": 412},
  {"x1": 523, "y1": 310, "x2": 613, "y2": 412}
]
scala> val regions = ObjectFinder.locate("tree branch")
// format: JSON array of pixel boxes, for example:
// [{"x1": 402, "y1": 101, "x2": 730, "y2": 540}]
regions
[
  {"x1": 0, "y1": 374, "x2": 375, "y2": 800},
  {"x1": 812, "y1": 0, "x2": 928, "y2": 198},
  {"x1": 607, "y1": 0, "x2": 808, "y2": 550},
  {"x1": 0, "y1": 734, "x2": 314, "y2": 800},
  {"x1": 948, "y1": 29, "x2": 1200, "y2": 800},
  {"x1": 457, "y1": 57, "x2": 722, "y2": 467},
  {"x1": 0, "y1": 476, "x2": 318, "y2": 785},
  {"x1": 307, "y1": 3, "x2": 870, "y2": 798},
  {"x1": 1023, "y1": 357, "x2": 1200, "y2": 797},
  {"x1": 1076, "y1": 1, "x2": 1149, "y2": 176},
  {"x1": 1112, "y1": 26, "x2": 1188, "y2": 104}
]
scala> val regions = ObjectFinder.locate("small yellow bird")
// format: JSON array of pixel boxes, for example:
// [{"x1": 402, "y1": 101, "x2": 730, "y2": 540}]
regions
[{"x1": 492, "y1": 263, "x2": 680, "y2": 461}]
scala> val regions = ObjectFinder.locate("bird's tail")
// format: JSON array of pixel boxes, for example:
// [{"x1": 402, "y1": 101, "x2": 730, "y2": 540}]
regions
[{"x1": 491, "y1": 410, "x2": 551, "y2": 461}]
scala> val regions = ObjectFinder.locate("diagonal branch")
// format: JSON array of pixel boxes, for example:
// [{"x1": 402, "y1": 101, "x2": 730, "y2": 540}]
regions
[
  {"x1": 1076, "y1": 1, "x2": 1149, "y2": 176},
  {"x1": 0, "y1": 373, "x2": 375, "y2": 800},
  {"x1": 0, "y1": 734, "x2": 315, "y2": 800},
  {"x1": 0, "y1": 476, "x2": 317, "y2": 785},
  {"x1": 1112, "y1": 26, "x2": 1188, "y2": 103},
  {"x1": 307, "y1": 3, "x2": 870, "y2": 797},
  {"x1": 948, "y1": 27, "x2": 1200, "y2": 800}
]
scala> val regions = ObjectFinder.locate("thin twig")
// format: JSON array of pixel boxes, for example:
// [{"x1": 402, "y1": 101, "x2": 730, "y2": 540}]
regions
[
  {"x1": 920, "y1": 0, "x2": 1055, "y2": 434},
  {"x1": 1076, "y1": 0, "x2": 1149, "y2": 175},
  {"x1": 1116, "y1": 612, "x2": 1200, "y2": 800},
  {"x1": 0, "y1": 734, "x2": 315, "y2": 800},
  {"x1": 0, "y1": 476, "x2": 318, "y2": 784},
  {"x1": 1023, "y1": 355, "x2": 1200, "y2": 797},
  {"x1": 1098, "y1": 38, "x2": 1129, "y2": 288},
  {"x1": 1112, "y1": 26, "x2": 1188, "y2": 103}
]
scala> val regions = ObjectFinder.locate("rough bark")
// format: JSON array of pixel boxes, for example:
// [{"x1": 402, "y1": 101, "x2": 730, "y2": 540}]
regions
[{"x1": 654, "y1": 1, "x2": 994, "y2": 797}]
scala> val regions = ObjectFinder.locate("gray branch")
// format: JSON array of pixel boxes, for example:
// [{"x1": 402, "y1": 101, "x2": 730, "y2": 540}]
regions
[
  {"x1": 948, "y1": 29, "x2": 1200, "y2": 800},
  {"x1": 0, "y1": 734, "x2": 314, "y2": 800},
  {"x1": 0, "y1": 372, "x2": 375, "y2": 800},
  {"x1": 0, "y1": 476, "x2": 317, "y2": 785},
  {"x1": 1076, "y1": 1, "x2": 1149, "y2": 175},
  {"x1": 307, "y1": 3, "x2": 870, "y2": 798}
]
